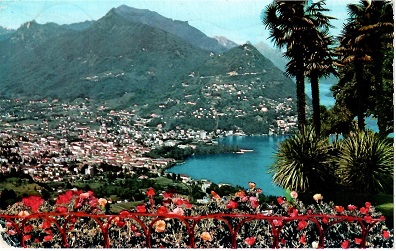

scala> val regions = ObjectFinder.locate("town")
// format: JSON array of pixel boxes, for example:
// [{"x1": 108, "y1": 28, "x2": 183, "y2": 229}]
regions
[{"x1": 0, "y1": 96, "x2": 298, "y2": 205}]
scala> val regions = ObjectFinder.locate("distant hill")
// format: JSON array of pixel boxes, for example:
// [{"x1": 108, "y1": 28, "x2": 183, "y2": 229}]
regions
[
  {"x1": 113, "y1": 5, "x2": 229, "y2": 53},
  {"x1": 0, "y1": 5, "x2": 298, "y2": 133},
  {"x1": 255, "y1": 41, "x2": 288, "y2": 71}
]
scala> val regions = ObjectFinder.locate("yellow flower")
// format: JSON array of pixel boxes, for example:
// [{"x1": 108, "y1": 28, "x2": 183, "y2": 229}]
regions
[
  {"x1": 200, "y1": 231, "x2": 212, "y2": 241},
  {"x1": 98, "y1": 198, "x2": 107, "y2": 207},
  {"x1": 154, "y1": 220, "x2": 166, "y2": 233},
  {"x1": 313, "y1": 194, "x2": 323, "y2": 202}
]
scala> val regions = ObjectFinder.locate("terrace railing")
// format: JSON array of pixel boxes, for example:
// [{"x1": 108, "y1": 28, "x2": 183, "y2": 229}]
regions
[{"x1": 0, "y1": 212, "x2": 385, "y2": 248}]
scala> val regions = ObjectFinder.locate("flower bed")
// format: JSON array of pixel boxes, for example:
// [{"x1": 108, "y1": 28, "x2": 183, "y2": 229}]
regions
[{"x1": 0, "y1": 184, "x2": 393, "y2": 248}]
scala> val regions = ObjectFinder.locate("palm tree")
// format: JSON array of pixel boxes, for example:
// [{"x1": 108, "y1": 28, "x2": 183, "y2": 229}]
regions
[
  {"x1": 303, "y1": 0, "x2": 336, "y2": 135},
  {"x1": 334, "y1": 0, "x2": 393, "y2": 131},
  {"x1": 263, "y1": 1, "x2": 309, "y2": 130},
  {"x1": 269, "y1": 125, "x2": 335, "y2": 192},
  {"x1": 335, "y1": 130, "x2": 393, "y2": 193}
]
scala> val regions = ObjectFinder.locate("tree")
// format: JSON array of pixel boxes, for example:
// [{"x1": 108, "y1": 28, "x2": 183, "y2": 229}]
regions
[
  {"x1": 335, "y1": 130, "x2": 393, "y2": 193},
  {"x1": 269, "y1": 125, "x2": 335, "y2": 192},
  {"x1": 263, "y1": 1, "x2": 308, "y2": 129},
  {"x1": 334, "y1": 0, "x2": 393, "y2": 132},
  {"x1": 304, "y1": 0, "x2": 337, "y2": 135}
]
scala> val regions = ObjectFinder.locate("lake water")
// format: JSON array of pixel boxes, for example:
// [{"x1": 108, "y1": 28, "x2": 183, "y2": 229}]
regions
[
  {"x1": 169, "y1": 135, "x2": 289, "y2": 196},
  {"x1": 168, "y1": 80, "x2": 385, "y2": 195}
]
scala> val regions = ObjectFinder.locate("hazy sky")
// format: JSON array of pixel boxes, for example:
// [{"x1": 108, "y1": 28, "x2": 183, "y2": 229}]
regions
[{"x1": 0, "y1": 0, "x2": 359, "y2": 45}]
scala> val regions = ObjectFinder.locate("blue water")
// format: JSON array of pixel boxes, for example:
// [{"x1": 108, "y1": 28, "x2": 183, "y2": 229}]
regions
[
  {"x1": 169, "y1": 135, "x2": 288, "y2": 196},
  {"x1": 169, "y1": 79, "x2": 388, "y2": 196}
]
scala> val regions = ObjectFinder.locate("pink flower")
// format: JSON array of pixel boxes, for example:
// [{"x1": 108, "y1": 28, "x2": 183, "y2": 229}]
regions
[
  {"x1": 289, "y1": 208, "x2": 298, "y2": 217},
  {"x1": 241, "y1": 196, "x2": 249, "y2": 202},
  {"x1": 249, "y1": 197, "x2": 259, "y2": 208},
  {"x1": 226, "y1": 200, "x2": 239, "y2": 209},
  {"x1": 79, "y1": 192, "x2": 91, "y2": 199},
  {"x1": 347, "y1": 204, "x2": 357, "y2": 211},
  {"x1": 365, "y1": 202, "x2": 371, "y2": 208},
  {"x1": 244, "y1": 237, "x2": 255, "y2": 246},
  {"x1": 18, "y1": 211, "x2": 30, "y2": 217},
  {"x1": 290, "y1": 191, "x2": 298, "y2": 199},
  {"x1": 341, "y1": 240, "x2": 349, "y2": 249},
  {"x1": 8, "y1": 230, "x2": 16, "y2": 235},
  {"x1": 172, "y1": 207, "x2": 184, "y2": 216}
]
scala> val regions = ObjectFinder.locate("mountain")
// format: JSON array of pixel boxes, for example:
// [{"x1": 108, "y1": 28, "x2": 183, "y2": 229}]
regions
[
  {"x1": 113, "y1": 5, "x2": 229, "y2": 53},
  {"x1": 213, "y1": 36, "x2": 238, "y2": 50},
  {"x1": 0, "y1": 5, "x2": 298, "y2": 133},
  {"x1": 254, "y1": 41, "x2": 288, "y2": 71}
]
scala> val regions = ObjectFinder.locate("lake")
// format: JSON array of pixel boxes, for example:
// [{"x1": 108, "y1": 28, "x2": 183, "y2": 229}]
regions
[
  {"x1": 169, "y1": 135, "x2": 289, "y2": 196},
  {"x1": 168, "y1": 80, "x2": 384, "y2": 195}
]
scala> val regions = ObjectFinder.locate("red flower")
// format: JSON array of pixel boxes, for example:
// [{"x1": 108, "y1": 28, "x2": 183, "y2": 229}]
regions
[
  {"x1": 272, "y1": 219, "x2": 283, "y2": 227},
  {"x1": 244, "y1": 237, "x2": 255, "y2": 246},
  {"x1": 322, "y1": 217, "x2": 329, "y2": 224},
  {"x1": 382, "y1": 230, "x2": 390, "y2": 239},
  {"x1": 120, "y1": 211, "x2": 130, "y2": 217},
  {"x1": 280, "y1": 238, "x2": 286, "y2": 245},
  {"x1": 162, "y1": 191, "x2": 173, "y2": 199},
  {"x1": 23, "y1": 235, "x2": 31, "y2": 241},
  {"x1": 117, "y1": 221, "x2": 126, "y2": 228},
  {"x1": 89, "y1": 197, "x2": 99, "y2": 207},
  {"x1": 365, "y1": 202, "x2": 371, "y2": 208},
  {"x1": 55, "y1": 206, "x2": 68, "y2": 213},
  {"x1": 43, "y1": 235, "x2": 53, "y2": 242},
  {"x1": 23, "y1": 225, "x2": 33, "y2": 233},
  {"x1": 277, "y1": 197, "x2": 285, "y2": 205},
  {"x1": 289, "y1": 208, "x2": 298, "y2": 217},
  {"x1": 297, "y1": 220, "x2": 308, "y2": 230},
  {"x1": 157, "y1": 206, "x2": 168, "y2": 214},
  {"x1": 347, "y1": 204, "x2": 357, "y2": 211},
  {"x1": 299, "y1": 234, "x2": 307, "y2": 245},
  {"x1": 184, "y1": 202, "x2": 193, "y2": 209},
  {"x1": 136, "y1": 204, "x2": 147, "y2": 213},
  {"x1": 41, "y1": 220, "x2": 52, "y2": 229},
  {"x1": 354, "y1": 238, "x2": 362, "y2": 245},
  {"x1": 359, "y1": 207, "x2": 368, "y2": 214},
  {"x1": 131, "y1": 225, "x2": 137, "y2": 231},
  {"x1": 363, "y1": 215, "x2": 372, "y2": 223},
  {"x1": 341, "y1": 240, "x2": 349, "y2": 249},
  {"x1": 226, "y1": 200, "x2": 239, "y2": 209},
  {"x1": 146, "y1": 187, "x2": 155, "y2": 197},
  {"x1": 211, "y1": 191, "x2": 221, "y2": 199},
  {"x1": 174, "y1": 198, "x2": 184, "y2": 206},
  {"x1": 22, "y1": 195, "x2": 44, "y2": 213},
  {"x1": 56, "y1": 190, "x2": 73, "y2": 205},
  {"x1": 335, "y1": 206, "x2": 345, "y2": 213}
]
